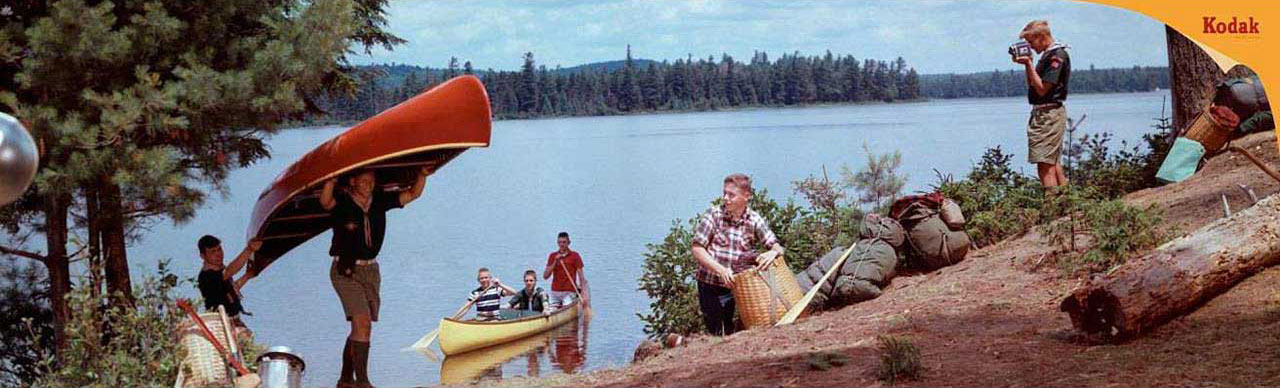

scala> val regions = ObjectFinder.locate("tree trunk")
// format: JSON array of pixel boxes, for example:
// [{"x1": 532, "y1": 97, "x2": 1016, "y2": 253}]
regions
[
  {"x1": 44, "y1": 193, "x2": 71, "y2": 362},
  {"x1": 1166, "y1": 26, "x2": 1258, "y2": 132},
  {"x1": 99, "y1": 176, "x2": 133, "y2": 306},
  {"x1": 1059, "y1": 194, "x2": 1280, "y2": 340},
  {"x1": 86, "y1": 186, "x2": 102, "y2": 301},
  {"x1": 1166, "y1": 26, "x2": 1223, "y2": 132}
]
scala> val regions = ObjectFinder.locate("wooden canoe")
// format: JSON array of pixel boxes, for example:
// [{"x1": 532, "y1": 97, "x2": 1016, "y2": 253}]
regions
[
  {"x1": 246, "y1": 75, "x2": 492, "y2": 275},
  {"x1": 438, "y1": 300, "x2": 579, "y2": 356}
]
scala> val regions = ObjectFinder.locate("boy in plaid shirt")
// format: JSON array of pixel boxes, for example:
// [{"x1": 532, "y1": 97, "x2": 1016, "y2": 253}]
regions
[{"x1": 691, "y1": 173, "x2": 785, "y2": 335}]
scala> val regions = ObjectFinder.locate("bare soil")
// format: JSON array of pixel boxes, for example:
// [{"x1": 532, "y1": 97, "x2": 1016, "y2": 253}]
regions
[{"x1": 522, "y1": 132, "x2": 1280, "y2": 387}]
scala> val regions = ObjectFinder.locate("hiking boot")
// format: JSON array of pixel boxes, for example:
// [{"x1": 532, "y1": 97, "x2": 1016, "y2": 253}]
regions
[
  {"x1": 336, "y1": 381, "x2": 357, "y2": 388},
  {"x1": 355, "y1": 382, "x2": 377, "y2": 388}
]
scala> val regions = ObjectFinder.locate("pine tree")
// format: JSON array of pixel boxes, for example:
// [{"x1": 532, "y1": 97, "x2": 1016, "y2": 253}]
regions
[{"x1": 0, "y1": 0, "x2": 397, "y2": 364}]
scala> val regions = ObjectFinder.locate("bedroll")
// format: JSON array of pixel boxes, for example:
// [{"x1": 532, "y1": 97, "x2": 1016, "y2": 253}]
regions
[{"x1": 796, "y1": 214, "x2": 904, "y2": 310}]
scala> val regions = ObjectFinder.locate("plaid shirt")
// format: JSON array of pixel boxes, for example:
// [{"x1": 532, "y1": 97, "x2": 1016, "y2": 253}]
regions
[{"x1": 692, "y1": 206, "x2": 779, "y2": 287}]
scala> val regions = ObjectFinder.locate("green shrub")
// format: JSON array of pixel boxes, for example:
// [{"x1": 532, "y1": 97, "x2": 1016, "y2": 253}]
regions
[
  {"x1": 30, "y1": 260, "x2": 266, "y2": 387},
  {"x1": 877, "y1": 335, "x2": 922, "y2": 384},
  {"x1": 936, "y1": 146, "x2": 1045, "y2": 246},
  {"x1": 1044, "y1": 196, "x2": 1172, "y2": 275},
  {"x1": 638, "y1": 150, "x2": 906, "y2": 337}
]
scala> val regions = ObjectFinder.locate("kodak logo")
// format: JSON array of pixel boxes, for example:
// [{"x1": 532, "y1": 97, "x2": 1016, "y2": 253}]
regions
[{"x1": 1203, "y1": 16, "x2": 1260, "y2": 34}]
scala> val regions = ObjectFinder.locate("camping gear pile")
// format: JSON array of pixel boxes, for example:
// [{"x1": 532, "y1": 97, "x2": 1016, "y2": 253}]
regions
[
  {"x1": 731, "y1": 257, "x2": 806, "y2": 328},
  {"x1": 796, "y1": 193, "x2": 970, "y2": 311},
  {"x1": 1157, "y1": 76, "x2": 1273, "y2": 183}
]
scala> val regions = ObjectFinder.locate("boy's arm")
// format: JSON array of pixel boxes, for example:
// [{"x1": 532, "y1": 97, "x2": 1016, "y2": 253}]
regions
[
  {"x1": 399, "y1": 167, "x2": 430, "y2": 206},
  {"x1": 223, "y1": 240, "x2": 262, "y2": 280},
  {"x1": 319, "y1": 179, "x2": 338, "y2": 210},
  {"x1": 497, "y1": 280, "x2": 519, "y2": 296}
]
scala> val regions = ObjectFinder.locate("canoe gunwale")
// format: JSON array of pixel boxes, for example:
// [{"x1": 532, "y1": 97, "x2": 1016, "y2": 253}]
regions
[
  {"x1": 442, "y1": 299, "x2": 579, "y2": 326},
  {"x1": 250, "y1": 141, "x2": 487, "y2": 243}
]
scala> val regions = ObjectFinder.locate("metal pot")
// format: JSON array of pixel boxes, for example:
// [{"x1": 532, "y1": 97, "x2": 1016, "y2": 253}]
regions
[{"x1": 256, "y1": 346, "x2": 305, "y2": 388}]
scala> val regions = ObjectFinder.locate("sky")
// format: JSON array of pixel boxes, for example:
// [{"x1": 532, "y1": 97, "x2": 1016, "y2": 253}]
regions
[{"x1": 351, "y1": 0, "x2": 1169, "y2": 75}]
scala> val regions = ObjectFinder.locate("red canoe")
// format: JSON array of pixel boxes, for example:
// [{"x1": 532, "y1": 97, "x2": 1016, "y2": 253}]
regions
[{"x1": 246, "y1": 75, "x2": 492, "y2": 275}]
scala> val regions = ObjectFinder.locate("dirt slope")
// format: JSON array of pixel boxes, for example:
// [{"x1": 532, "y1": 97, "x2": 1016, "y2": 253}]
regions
[{"x1": 544, "y1": 132, "x2": 1280, "y2": 387}]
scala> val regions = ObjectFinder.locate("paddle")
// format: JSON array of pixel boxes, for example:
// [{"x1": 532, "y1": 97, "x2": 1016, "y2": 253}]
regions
[
  {"x1": 411, "y1": 283, "x2": 495, "y2": 350},
  {"x1": 556, "y1": 259, "x2": 590, "y2": 318},
  {"x1": 176, "y1": 299, "x2": 253, "y2": 376},
  {"x1": 775, "y1": 242, "x2": 857, "y2": 326}
]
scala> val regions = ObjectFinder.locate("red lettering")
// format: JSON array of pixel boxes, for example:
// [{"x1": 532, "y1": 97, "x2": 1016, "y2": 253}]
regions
[{"x1": 1204, "y1": 16, "x2": 1216, "y2": 33}]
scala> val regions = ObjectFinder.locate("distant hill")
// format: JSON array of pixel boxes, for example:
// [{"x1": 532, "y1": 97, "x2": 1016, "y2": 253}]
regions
[{"x1": 552, "y1": 59, "x2": 660, "y2": 74}]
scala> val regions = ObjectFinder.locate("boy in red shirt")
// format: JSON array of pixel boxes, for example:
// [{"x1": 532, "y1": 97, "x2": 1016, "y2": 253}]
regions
[{"x1": 543, "y1": 232, "x2": 591, "y2": 312}]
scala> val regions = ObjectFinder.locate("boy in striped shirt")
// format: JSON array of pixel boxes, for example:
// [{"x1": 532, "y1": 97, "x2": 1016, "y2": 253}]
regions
[{"x1": 469, "y1": 268, "x2": 517, "y2": 321}]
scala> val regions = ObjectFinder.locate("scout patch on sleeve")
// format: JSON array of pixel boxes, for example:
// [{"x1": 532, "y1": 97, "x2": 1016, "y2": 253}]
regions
[{"x1": 1050, "y1": 58, "x2": 1061, "y2": 69}]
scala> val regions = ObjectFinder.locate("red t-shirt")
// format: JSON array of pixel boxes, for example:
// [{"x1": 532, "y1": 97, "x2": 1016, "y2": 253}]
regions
[{"x1": 546, "y1": 250, "x2": 583, "y2": 292}]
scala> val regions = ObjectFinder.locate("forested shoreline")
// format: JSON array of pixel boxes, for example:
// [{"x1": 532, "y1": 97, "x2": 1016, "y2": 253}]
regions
[{"x1": 312, "y1": 50, "x2": 1168, "y2": 124}]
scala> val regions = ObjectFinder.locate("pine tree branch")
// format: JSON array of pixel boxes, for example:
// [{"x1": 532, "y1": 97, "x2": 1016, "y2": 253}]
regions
[{"x1": 0, "y1": 245, "x2": 46, "y2": 263}]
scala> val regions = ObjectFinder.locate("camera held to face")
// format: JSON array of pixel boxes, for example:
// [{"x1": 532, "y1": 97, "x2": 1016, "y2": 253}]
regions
[{"x1": 1008, "y1": 40, "x2": 1033, "y2": 60}]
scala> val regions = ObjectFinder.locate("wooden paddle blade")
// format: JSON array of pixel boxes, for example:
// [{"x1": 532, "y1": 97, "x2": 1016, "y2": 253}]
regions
[
  {"x1": 776, "y1": 243, "x2": 857, "y2": 326},
  {"x1": 411, "y1": 328, "x2": 441, "y2": 349}
]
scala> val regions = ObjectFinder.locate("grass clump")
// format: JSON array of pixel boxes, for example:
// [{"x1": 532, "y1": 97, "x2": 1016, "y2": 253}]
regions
[
  {"x1": 806, "y1": 350, "x2": 850, "y2": 371},
  {"x1": 877, "y1": 335, "x2": 922, "y2": 384}
]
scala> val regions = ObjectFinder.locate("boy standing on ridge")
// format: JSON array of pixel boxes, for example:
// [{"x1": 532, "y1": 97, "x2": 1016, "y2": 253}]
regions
[{"x1": 1014, "y1": 19, "x2": 1072, "y2": 193}]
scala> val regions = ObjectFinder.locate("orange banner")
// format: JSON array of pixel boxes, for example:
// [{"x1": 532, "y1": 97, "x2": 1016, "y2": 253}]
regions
[{"x1": 1085, "y1": 0, "x2": 1279, "y2": 143}]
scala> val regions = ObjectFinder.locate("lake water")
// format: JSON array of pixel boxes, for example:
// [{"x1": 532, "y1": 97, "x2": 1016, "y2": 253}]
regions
[{"x1": 130, "y1": 90, "x2": 1170, "y2": 387}]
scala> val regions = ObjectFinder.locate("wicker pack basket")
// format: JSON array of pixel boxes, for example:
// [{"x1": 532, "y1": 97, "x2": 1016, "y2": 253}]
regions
[
  {"x1": 1183, "y1": 109, "x2": 1233, "y2": 154},
  {"x1": 174, "y1": 312, "x2": 234, "y2": 387},
  {"x1": 731, "y1": 256, "x2": 805, "y2": 329}
]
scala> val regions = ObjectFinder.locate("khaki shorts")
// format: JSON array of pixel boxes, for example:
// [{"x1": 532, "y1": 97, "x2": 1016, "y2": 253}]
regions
[
  {"x1": 331, "y1": 261, "x2": 381, "y2": 321},
  {"x1": 1027, "y1": 105, "x2": 1067, "y2": 165}
]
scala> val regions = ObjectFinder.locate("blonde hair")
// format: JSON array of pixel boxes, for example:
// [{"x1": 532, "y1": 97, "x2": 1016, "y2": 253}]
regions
[
  {"x1": 1020, "y1": 20, "x2": 1052, "y2": 40},
  {"x1": 723, "y1": 173, "x2": 753, "y2": 195}
]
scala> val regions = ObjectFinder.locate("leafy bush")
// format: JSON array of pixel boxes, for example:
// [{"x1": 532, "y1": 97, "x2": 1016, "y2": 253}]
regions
[
  {"x1": 637, "y1": 189, "x2": 818, "y2": 338},
  {"x1": 1044, "y1": 196, "x2": 1171, "y2": 274},
  {"x1": 638, "y1": 149, "x2": 907, "y2": 337},
  {"x1": 938, "y1": 113, "x2": 1176, "y2": 250},
  {"x1": 935, "y1": 146, "x2": 1044, "y2": 246},
  {"x1": 30, "y1": 260, "x2": 266, "y2": 387},
  {"x1": 877, "y1": 335, "x2": 922, "y2": 384},
  {"x1": 0, "y1": 260, "x2": 52, "y2": 387}
]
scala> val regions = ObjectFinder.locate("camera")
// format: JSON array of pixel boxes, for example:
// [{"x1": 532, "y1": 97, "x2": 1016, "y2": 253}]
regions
[{"x1": 1008, "y1": 40, "x2": 1033, "y2": 60}]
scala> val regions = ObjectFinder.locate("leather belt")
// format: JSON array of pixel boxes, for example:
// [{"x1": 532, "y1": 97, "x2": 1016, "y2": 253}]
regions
[
  {"x1": 1032, "y1": 102, "x2": 1062, "y2": 110},
  {"x1": 332, "y1": 256, "x2": 377, "y2": 266}
]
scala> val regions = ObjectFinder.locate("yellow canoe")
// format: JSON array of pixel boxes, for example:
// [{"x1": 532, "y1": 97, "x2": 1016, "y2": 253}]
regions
[
  {"x1": 438, "y1": 326, "x2": 555, "y2": 385},
  {"x1": 438, "y1": 300, "x2": 579, "y2": 356}
]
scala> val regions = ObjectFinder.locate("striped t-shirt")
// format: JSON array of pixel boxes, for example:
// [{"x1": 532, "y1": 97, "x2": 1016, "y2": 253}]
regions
[{"x1": 469, "y1": 286, "x2": 503, "y2": 318}]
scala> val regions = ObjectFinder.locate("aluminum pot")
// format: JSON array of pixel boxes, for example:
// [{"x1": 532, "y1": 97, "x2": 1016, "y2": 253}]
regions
[{"x1": 256, "y1": 346, "x2": 305, "y2": 388}]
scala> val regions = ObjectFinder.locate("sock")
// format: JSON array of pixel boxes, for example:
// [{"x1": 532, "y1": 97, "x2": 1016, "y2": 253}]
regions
[
  {"x1": 353, "y1": 340, "x2": 371, "y2": 384},
  {"x1": 339, "y1": 339, "x2": 355, "y2": 383}
]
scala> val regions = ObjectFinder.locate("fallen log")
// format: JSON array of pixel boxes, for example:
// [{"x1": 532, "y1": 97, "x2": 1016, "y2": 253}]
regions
[{"x1": 1060, "y1": 194, "x2": 1280, "y2": 340}]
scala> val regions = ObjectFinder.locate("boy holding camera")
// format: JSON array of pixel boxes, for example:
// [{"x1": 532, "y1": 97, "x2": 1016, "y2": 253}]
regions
[{"x1": 1012, "y1": 20, "x2": 1072, "y2": 192}]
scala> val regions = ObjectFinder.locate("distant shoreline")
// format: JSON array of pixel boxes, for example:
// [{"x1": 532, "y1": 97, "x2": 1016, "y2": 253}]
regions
[{"x1": 291, "y1": 89, "x2": 1167, "y2": 130}]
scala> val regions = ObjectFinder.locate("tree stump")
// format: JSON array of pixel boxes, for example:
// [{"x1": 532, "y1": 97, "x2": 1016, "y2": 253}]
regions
[{"x1": 1060, "y1": 194, "x2": 1280, "y2": 340}]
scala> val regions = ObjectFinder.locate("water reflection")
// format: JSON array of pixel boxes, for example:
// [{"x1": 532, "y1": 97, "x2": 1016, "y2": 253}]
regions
[{"x1": 436, "y1": 316, "x2": 588, "y2": 385}]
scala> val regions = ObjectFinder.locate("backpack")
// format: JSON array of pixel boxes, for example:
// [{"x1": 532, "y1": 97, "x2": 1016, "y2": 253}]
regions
[{"x1": 891, "y1": 194, "x2": 970, "y2": 271}]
